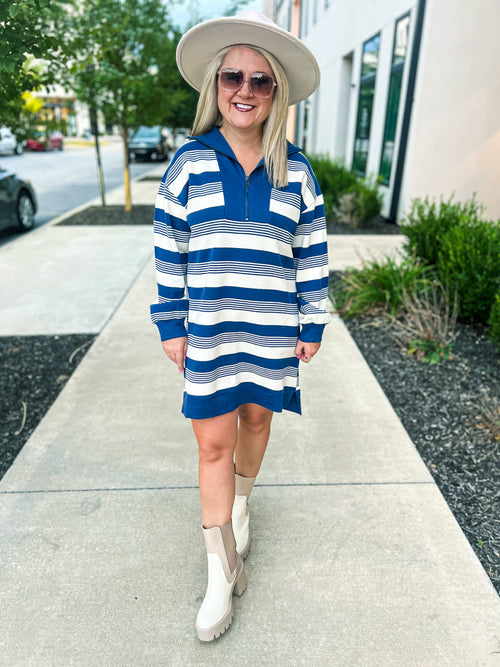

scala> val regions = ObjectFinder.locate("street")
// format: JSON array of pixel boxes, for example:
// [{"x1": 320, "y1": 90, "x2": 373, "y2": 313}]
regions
[{"x1": 0, "y1": 137, "x2": 159, "y2": 234}]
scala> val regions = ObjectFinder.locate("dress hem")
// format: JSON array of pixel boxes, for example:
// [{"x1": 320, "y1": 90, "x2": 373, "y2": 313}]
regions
[{"x1": 182, "y1": 382, "x2": 301, "y2": 419}]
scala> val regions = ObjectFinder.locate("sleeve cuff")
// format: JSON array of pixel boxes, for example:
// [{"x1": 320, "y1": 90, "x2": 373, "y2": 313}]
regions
[
  {"x1": 154, "y1": 318, "x2": 187, "y2": 341},
  {"x1": 299, "y1": 322, "x2": 326, "y2": 343}
]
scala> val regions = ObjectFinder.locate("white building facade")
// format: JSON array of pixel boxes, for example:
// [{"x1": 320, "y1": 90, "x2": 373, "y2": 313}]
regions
[{"x1": 271, "y1": 0, "x2": 500, "y2": 221}]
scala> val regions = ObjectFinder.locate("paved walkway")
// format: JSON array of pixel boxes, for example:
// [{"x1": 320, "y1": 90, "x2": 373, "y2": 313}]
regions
[{"x1": 1, "y1": 163, "x2": 499, "y2": 665}]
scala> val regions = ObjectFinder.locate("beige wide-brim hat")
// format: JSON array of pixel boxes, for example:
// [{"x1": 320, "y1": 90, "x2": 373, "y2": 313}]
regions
[{"x1": 176, "y1": 10, "x2": 320, "y2": 106}]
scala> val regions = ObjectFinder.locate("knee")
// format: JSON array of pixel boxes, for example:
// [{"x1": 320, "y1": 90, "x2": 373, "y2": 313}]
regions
[
  {"x1": 239, "y1": 405, "x2": 272, "y2": 436},
  {"x1": 198, "y1": 437, "x2": 233, "y2": 465}
]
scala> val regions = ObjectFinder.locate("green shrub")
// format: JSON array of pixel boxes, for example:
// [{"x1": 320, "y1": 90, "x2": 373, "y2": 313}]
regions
[
  {"x1": 331, "y1": 253, "x2": 433, "y2": 318},
  {"x1": 306, "y1": 154, "x2": 357, "y2": 217},
  {"x1": 350, "y1": 175, "x2": 383, "y2": 226},
  {"x1": 488, "y1": 293, "x2": 500, "y2": 348},
  {"x1": 401, "y1": 196, "x2": 484, "y2": 267},
  {"x1": 307, "y1": 153, "x2": 383, "y2": 224},
  {"x1": 401, "y1": 195, "x2": 500, "y2": 325},
  {"x1": 437, "y1": 220, "x2": 500, "y2": 323}
]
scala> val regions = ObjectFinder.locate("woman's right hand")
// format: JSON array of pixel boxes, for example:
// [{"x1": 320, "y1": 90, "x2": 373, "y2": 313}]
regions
[{"x1": 162, "y1": 336, "x2": 188, "y2": 373}]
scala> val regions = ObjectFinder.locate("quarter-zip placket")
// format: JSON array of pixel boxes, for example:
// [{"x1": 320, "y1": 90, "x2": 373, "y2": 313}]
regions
[{"x1": 245, "y1": 175, "x2": 250, "y2": 221}]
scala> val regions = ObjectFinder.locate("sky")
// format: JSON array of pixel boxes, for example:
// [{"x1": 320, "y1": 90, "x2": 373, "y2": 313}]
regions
[{"x1": 169, "y1": 0, "x2": 264, "y2": 31}]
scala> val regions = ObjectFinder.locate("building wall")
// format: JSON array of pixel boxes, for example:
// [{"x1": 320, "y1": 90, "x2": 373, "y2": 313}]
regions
[
  {"x1": 403, "y1": 0, "x2": 500, "y2": 220},
  {"x1": 275, "y1": 0, "x2": 500, "y2": 221}
]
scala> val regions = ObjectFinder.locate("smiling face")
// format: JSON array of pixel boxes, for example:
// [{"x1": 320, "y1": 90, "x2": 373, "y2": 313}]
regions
[{"x1": 217, "y1": 46, "x2": 275, "y2": 137}]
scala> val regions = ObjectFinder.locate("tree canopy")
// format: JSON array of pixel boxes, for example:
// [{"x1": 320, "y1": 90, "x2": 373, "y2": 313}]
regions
[
  {"x1": 64, "y1": 0, "x2": 199, "y2": 209},
  {"x1": 0, "y1": 0, "x2": 71, "y2": 127}
]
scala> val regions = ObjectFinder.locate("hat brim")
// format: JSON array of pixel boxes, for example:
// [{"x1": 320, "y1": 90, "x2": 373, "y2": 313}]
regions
[{"x1": 176, "y1": 15, "x2": 320, "y2": 106}]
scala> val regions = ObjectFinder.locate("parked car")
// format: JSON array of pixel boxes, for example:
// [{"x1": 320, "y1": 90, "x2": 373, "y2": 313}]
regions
[
  {"x1": 129, "y1": 126, "x2": 171, "y2": 161},
  {"x1": 25, "y1": 130, "x2": 64, "y2": 152},
  {"x1": 0, "y1": 167, "x2": 37, "y2": 232},
  {"x1": 0, "y1": 127, "x2": 23, "y2": 155}
]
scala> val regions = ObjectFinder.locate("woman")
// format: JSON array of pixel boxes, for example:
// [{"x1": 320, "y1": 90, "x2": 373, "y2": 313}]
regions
[{"x1": 150, "y1": 11, "x2": 330, "y2": 641}]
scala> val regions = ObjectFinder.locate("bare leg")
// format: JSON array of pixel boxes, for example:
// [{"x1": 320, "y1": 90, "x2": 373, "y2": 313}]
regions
[
  {"x1": 234, "y1": 403, "x2": 273, "y2": 478},
  {"x1": 192, "y1": 409, "x2": 238, "y2": 528}
]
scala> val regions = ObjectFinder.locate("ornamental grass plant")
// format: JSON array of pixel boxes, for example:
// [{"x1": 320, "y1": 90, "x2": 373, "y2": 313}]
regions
[
  {"x1": 331, "y1": 254, "x2": 459, "y2": 364},
  {"x1": 331, "y1": 253, "x2": 432, "y2": 319},
  {"x1": 391, "y1": 281, "x2": 458, "y2": 364}
]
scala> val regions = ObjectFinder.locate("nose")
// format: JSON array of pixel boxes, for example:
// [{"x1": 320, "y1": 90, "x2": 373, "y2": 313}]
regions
[{"x1": 238, "y1": 78, "x2": 254, "y2": 97}]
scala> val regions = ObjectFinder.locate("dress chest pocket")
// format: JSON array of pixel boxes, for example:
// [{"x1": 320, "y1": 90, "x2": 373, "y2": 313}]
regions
[
  {"x1": 187, "y1": 180, "x2": 225, "y2": 227},
  {"x1": 269, "y1": 188, "x2": 301, "y2": 235}
]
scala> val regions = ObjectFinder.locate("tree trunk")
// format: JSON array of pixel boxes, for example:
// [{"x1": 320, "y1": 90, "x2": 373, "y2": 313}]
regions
[{"x1": 121, "y1": 125, "x2": 132, "y2": 212}]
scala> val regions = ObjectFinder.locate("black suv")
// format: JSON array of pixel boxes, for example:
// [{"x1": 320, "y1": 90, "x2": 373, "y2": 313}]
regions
[{"x1": 128, "y1": 126, "x2": 171, "y2": 162}]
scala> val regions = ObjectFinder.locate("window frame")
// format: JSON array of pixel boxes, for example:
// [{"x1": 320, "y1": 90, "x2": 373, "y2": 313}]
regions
[
  {"x1": 379, "y1": 12, "x2": 411, "y2": 186},
  {"x1": 352, "y1": 31, "x2": 381, "y2": 176}
]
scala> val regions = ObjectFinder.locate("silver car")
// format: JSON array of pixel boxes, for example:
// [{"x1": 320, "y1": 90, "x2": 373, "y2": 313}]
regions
[{"x1": 0, "y1": 127, "x2": 23, "y2": 156}]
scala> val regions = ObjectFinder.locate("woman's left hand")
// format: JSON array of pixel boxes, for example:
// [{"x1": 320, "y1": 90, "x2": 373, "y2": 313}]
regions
[{"x1": 294, "y1": 340, "x2": 321, "y2": 364}]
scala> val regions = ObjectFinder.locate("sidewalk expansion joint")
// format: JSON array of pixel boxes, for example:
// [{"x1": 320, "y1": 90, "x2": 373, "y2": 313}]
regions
[
  {"x1": 98, "y1": 249, "x2": 154, "y2": 333},
  {"x1": 0, "y1": 480, "x2": 434, "y2": 496}
]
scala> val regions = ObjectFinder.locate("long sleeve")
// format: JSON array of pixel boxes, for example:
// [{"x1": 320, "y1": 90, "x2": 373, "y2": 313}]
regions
[
  {"x1": 150, "y1": 165, "x2": 190, "y2": 341},
  {"x1": 292, "y1": 166, "x2": 331, "y2": 343}
]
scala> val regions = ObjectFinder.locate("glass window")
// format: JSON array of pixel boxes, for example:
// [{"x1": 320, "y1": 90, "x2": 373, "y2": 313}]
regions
[
  {"x1": 379, "y1": 14, "x2": 410, "y2": 185},
  {"x1": 313, "y1": 0, "x2": 319, "y2": 24},
  {"x1": 353, "y1": 33, "x2": 381, "y2": 175}
]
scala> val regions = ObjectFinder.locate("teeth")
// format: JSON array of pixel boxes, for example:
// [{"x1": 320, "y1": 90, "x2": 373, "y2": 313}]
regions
[{"x1": 235, "y1": 104, "x2": 253, "y2": 110}]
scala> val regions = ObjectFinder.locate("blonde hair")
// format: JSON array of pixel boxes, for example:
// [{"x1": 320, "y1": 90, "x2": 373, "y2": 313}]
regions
[{"x1": 191, "y1": 45, "x2": 290, "y2": 189}]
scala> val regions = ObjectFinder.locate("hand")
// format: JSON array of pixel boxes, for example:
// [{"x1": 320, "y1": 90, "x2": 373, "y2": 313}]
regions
[
  {"x1": 162, "y1": 336, "x2": 188, "y2": 373},
  {"x1": 294, "y1": 340, "x2": 321, "y2": 364}
]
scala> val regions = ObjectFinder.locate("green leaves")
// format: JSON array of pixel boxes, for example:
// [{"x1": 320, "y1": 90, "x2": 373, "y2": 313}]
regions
[
  {"x1": 0, "y1": 0, "x2": 72, "y2": 124},
  {"x1": 8, "y1": 4, "x2": 23, "y2": 18},
  {"x1": 332, "y1": 253, "x2": 432, "y2": 319},
  {"x1": 66, "y1": 0, "x2": 190, "y2": 130},
  {"x1": 401, "y1": 195, "x2": 500, "y2": 328},
  {"x1": 305, "y1": 153, "x2": 383, "y2": 225},
  {"x1": 331, "y1": 253, "x2": 459, "y2": 365},
  {"x1": 488, "y1": 293, "x2": 500, "y2": 349},
  {"x1": 408, "y1": 338, "x2": 453, "y2": 364}
]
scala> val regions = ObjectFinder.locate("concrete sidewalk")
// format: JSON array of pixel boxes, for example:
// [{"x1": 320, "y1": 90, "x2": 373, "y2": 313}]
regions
[{"x1": 0, "y1": 166, "x2": 499, "y2": 665}]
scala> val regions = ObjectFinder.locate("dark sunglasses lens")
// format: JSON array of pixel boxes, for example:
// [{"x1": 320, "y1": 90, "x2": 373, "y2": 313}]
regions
[
  {"x1": 220, "y1": 69, "x2": 243, "y2": 90},
  {"x1": 250, "y1": 73, "x2": 274, "y2": 97}
]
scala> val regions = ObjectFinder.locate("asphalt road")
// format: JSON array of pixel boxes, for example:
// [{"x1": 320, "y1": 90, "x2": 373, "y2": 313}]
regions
[{"x1": 0, "y1": 137, "x2": 157, "y2": 230}]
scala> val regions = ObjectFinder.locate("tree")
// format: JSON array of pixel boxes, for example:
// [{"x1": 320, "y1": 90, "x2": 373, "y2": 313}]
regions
[
  {"x1": 66, "y1": 0, "x2": 185, "y2": 211},
  {"x1": 154, "y1": 28, "x2": 198, "y2": 139},
  {"x1": 0, "y1": 0, "x2": 71, "y2": 128}
]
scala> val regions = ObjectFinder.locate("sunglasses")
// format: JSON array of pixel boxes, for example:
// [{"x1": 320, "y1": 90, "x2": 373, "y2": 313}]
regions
[{"x1": 217, "y1": 67, "x2": 277, "y2": 99}]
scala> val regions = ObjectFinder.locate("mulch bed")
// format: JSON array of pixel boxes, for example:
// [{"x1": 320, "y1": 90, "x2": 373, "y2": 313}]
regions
[
  {"x1": 57, "y1": 204, "x2": 154, "y2": 225},
  {"x1": 0, "y1": 335, "x2": 95, "y2": 480}
]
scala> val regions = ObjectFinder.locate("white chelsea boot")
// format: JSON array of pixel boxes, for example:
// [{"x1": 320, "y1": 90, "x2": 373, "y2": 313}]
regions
[
  {"x1": 231, "y1": 473, "x2": 256, "y2": 560},
  {"x1": 196, "y1": 519, "x2": 247, "y2": 642}
]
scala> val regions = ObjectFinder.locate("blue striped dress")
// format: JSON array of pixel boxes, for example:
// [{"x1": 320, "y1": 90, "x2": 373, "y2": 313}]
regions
[{"x1": 150, "y1": 127, "x2": 330, "y2": 419}]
